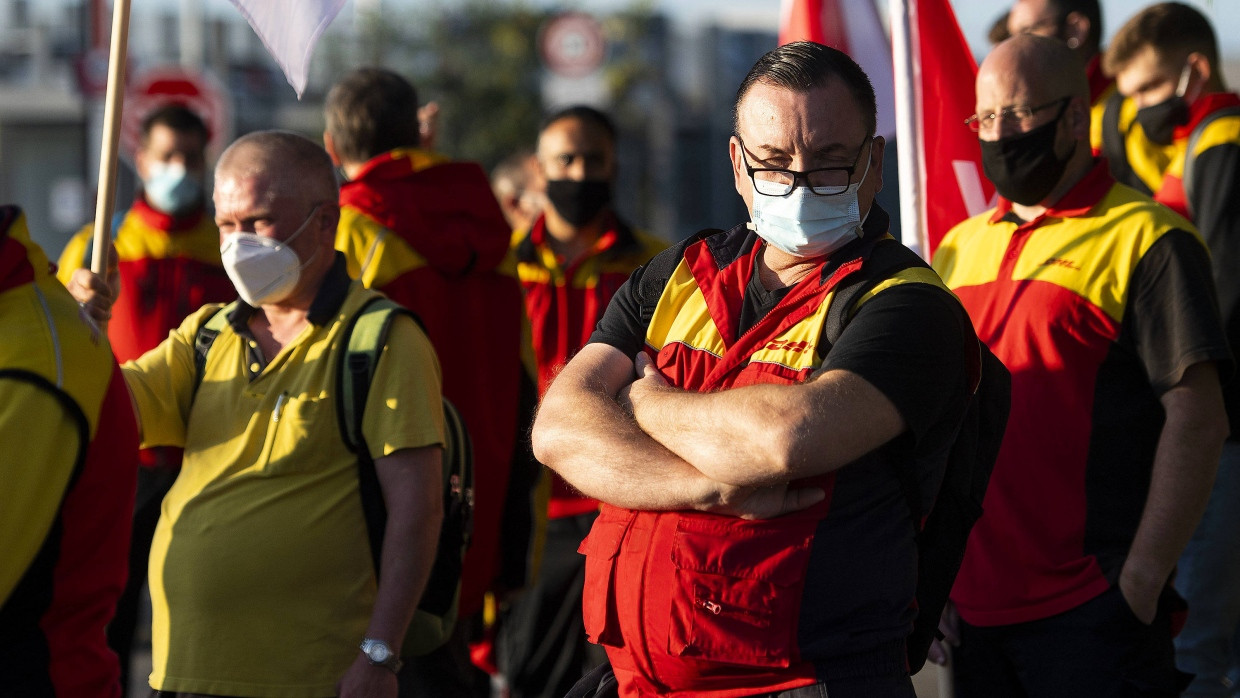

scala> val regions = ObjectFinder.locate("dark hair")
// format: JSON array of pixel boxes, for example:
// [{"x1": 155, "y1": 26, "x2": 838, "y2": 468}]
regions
[
  {"x1": 539, "y1": 105, "x2": 616, "y2": 145},
  {"x1": 325, "y1": 67, "x2": 421, "y2": 164},
  {"x1": 1051, "y1": 0, "x2": 1102, "y2": 46},
  {"x1": 1104, "y1": 2, "x2": 1218, "y2": 77},
  {"x1": 141, "y1": 104, "x2": 209, "y2": 145},
  {"x1": 988, "y1": 11, "x2": 1012, "y2": 46},
  {"x1": 733, "y1": 41, "x2": 877, "y2": 137}
]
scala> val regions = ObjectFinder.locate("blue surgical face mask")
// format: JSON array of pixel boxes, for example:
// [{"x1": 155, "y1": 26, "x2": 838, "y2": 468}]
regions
[
  {"x1": 143, "y1": 161, "x2": 202, "y2": 215},
  {"x1": 749, "y1": 151, "x2": 872, "y2": 259}
]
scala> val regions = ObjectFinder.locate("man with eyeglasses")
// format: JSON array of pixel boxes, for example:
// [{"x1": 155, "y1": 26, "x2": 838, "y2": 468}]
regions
[
  {"x1": 533, "y1": 41, "x2": 978, "y2": 697},
  {"x1": 933, "y1": 34, "x2": 1229, "y2": 697}
]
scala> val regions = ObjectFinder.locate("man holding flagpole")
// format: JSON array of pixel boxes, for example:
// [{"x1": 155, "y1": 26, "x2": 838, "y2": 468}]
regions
[{"x1": 71, "y1": 131, "x2": 445, "y2": 698}]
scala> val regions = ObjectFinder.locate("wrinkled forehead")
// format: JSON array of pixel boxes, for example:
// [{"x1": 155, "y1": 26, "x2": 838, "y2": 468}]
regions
[{"x1": 736, "y1": 80, "x2": 868, "y2": 154}]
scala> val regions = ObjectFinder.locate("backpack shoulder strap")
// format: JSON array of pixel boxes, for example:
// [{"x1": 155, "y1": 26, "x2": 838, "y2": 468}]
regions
[
  {"x1": 337, "y1": 295, "x2": 417, "y2": 455},
  {"x1": 1183, "y1": 105, "x2": 1240, "y2": 219},
  {"x1": 193, "y1": 302, "x2": 237, "y2": 391}
]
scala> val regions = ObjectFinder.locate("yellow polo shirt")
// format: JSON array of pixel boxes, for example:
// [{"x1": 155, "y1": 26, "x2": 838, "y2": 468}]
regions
[{"x1": 122, "y1": 260, "x2": 443, "y2": 697}]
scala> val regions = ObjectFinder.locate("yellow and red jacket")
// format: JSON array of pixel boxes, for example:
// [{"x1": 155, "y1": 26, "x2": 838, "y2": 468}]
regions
[
  {"x1": 336, "y1": 148, "x2": 531, "y2": 615},
  {"x1": 513, "y1": 213, "x2": 664, "y2": 519},
  {"x1": 582, "y1": 221, "x2": 969, "y2": 696},
  {"x1": 1100, "y1": 93, "x2": 1240, "y2": 439},
  {"x1": 1, "y1": 206, "x2": 139, "y2": 697}
]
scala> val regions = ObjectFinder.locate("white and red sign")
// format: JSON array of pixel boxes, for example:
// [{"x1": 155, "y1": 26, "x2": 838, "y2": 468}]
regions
[
  {"x1": 539, "y1": 13, "x2": 607, "y2": 78},
  {"x1": 121, "y1": 67, "x2": 232, "y2": 160}
]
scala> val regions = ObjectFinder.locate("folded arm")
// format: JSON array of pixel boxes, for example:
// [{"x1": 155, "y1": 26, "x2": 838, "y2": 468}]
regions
[
  {"x1": 531, "y1": 343, "x2": 822, "y2": 518},
  {"x1": 626, "y1": 353, "x2": 906, "y2": 487}
]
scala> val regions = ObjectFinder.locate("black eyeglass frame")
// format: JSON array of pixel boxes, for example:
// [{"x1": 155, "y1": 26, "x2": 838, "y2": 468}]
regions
[
  {"x1": 735, "y1": 135, "x2": 872, "y2": 197},
  {"x1": 964, "y1": 96, "x2": 1072, "y2": 134}
]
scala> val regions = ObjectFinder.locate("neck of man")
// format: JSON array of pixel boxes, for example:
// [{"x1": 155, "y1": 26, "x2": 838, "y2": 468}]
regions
[
  {"x1": 248, "y1": 254, "x2": 331, "y2": 358},
  {"x1": 1010, "y1": 146, "x2": 1093, "y2": 222},
  {"x1": 757, "y1": 244, "x2": 825, "y2": 291},
  {"x1": 543, "y1": 207, "x2": 605, "y2": 264}
]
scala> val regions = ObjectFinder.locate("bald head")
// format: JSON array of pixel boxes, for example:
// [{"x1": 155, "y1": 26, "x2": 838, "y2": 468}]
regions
[
  {"x1": 216, "y1": 130, "x2": 338, "y2": 208},
  {"x1": 981, "y1": 35, "x2": 1090, "y2": 108}
]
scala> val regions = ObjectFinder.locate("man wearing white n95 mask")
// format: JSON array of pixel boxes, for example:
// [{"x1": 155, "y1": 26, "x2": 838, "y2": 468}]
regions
[
  {"x1": 532, "y1": 42, "x2": 977, "y2": 697},
  {"x1": 70, "y1": 130, "x2": 444, "y2": 698}
]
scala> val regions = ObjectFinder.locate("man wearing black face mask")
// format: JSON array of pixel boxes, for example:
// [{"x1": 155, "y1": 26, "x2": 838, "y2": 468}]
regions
[
  {"x1": 500, "y1": 105, "x2": 664, "y2": 698},
  {"x1": 1105, "y1": 6, "x2": 1240, "y2": 696},
  {"x1": 933, "y1": 34, "x2": 1231, "y2": 697}
]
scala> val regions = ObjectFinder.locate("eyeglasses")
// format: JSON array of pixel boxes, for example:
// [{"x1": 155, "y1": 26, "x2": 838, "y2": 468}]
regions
[
  {"x1": 736, "y1": 136, "x2": 870, "y2": 197},
  {"x1": 964, "y1": 97, "x2": 1071, "y2": 134}
]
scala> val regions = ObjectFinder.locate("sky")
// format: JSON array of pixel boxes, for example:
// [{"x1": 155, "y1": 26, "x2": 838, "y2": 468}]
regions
[{"x1": 50, "y1": 0, "x2": 1240, "y2": 57}]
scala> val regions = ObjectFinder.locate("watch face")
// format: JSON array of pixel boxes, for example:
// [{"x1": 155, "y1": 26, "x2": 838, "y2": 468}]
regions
[{"x1": 363, "y1": 640, "x2": 392, "y2": 663}]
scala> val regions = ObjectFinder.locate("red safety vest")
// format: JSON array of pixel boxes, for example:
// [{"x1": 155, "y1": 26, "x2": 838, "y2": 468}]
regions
[{"x1": 581, "y1": 233, "x2": 874, "y2": 696}]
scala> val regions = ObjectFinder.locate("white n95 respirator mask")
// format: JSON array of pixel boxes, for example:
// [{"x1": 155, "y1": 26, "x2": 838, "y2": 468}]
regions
[{"x1": 220, "y1": 206, "x2": 320, "y2": 307}]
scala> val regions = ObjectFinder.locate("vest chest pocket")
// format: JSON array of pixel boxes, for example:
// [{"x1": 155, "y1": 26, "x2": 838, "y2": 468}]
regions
[
  {"x1": 578, "y1": 507, "x2": 635, "y2": 648},
  {"x1": 667, "y1": 515, "x2": 817, "y2": 667}
]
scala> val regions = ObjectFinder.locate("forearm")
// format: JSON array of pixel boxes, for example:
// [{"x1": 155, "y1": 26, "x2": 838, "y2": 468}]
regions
[
  {"x1": 632, "y1": 381, "x2": 800, "y2": 487},
  {"x1": 366, "y1": 454, "x2": 444, "y2": 651},
  {"x1": 532, "y1": 345, "x2": 720, "y2": 511},
  {"x1": 631, "y1": 365, "x2": 905, "y2": 487},
  {"x1": 1123, "y1": 364, "x2": 1228, "y2": 596}
]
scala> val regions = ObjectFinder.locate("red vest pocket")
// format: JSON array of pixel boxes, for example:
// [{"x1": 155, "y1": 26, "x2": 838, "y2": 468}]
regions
[
  {"x1": 666, "y1": 514, "x2": 816, "y2": 667},
  {"x1": 579, "y1": 506, "x2": 635, "y2": 648}
]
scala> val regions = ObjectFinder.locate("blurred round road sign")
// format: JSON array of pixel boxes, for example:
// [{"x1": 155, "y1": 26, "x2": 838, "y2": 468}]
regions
[
  {"x1": 122, "y1": 67, "x2": 232, "y2": 160},
  {"x1": 539, "y1": 13, "x2": 606, "y2": 78}
]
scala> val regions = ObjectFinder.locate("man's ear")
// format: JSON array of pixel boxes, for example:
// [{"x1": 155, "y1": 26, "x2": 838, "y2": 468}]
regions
[
  {"x1": 1063, "y1": 11, "x2": 1090, "y2": 50},
  {"x1": 1185, "y1": 52, "x2": 1213, "y2": 101},
  {"x1": 323, "y1": 132, "x2": 341, "y2": 167}
]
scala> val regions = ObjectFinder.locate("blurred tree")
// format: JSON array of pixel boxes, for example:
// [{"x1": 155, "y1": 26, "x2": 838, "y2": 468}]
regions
[{"x1": 328, "y1": 1, "x2": 549, "y2": 171}]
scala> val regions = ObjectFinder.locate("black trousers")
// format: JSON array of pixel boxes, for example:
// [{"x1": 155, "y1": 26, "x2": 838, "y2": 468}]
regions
[
  {"x1": 498, "y1": 511, "x2": 606, "y2": 698},
  {"x1": 114, "y1": 463, "x2": 180, "y2": 695},
  {"x1": 954, "y1": 584, "x2": 1193, "y2": 697}
]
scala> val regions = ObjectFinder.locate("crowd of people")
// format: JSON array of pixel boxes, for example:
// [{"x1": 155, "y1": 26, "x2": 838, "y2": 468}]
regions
[{"x1": 1, "y1": 1, "x2": 1238, "y2": 697}]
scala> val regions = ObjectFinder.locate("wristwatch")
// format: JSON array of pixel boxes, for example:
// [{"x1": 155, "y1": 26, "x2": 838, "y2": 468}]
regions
[{"x1": 359, "y1": 638, "x2": 403, "y2": 674}]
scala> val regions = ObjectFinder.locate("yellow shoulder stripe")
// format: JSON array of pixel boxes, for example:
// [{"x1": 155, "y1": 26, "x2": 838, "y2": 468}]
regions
[{"x1": 336, "y1": 206, "x2": 427, "y2": 288}]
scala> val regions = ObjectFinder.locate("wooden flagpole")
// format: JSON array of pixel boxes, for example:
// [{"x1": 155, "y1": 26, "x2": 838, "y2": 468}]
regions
[{"x1": 90, "y1": 0, "x2": 132, "y2": 276}]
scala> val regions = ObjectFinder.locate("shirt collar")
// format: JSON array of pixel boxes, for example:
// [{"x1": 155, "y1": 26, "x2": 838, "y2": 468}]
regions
[{"x1": 989, "y1": 158, "x2": 1114, "y2": 225}]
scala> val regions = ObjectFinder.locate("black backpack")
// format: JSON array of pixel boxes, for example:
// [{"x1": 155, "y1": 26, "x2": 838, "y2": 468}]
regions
[
  {"x1": 193, "y1": 296, "x2": 475, "y2": 658},
  {"x1": 822, "y1": 241, "x2": 1010, "y2": 675},
  {"x1": 636, "y1": 230, "x2": 1010, "y2": 675}
]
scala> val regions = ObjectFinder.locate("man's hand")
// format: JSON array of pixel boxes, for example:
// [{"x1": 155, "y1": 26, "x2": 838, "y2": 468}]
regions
[
  {"x1": 418, "y1": 101, "x2": 440, "y2": 150},
  {"x1": 1118, "y1": 564, "x2": 1160, "y2": 625},
  {"x1": 705, "y1": 480, "x2": 825, "y2": 520},
  {"x1": 926, "y1": 600, "x2": 961, "y2": 666},
  {"x1": 336, "y1": 653, "x2": 397, "y2": 698},
  {"x1": 65, "y1": 241, "x2": 120, "y2": 330}
]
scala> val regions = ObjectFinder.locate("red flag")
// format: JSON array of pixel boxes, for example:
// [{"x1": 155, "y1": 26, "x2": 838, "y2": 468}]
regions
[
  {"x1": 901, "y1": 0, "x2": 996, "y2": 255},
  {"x1": 779, "y1": 0, "x2": 896, "y2": 139}
]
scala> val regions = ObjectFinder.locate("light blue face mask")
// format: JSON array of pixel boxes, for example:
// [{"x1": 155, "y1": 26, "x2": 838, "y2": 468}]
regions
[
  {"x1": 143, "y1": 161, "x2": 202, "y2": 215},
  {"x1": 749, "y1": 150, "x2": 872, "y2": 259}
]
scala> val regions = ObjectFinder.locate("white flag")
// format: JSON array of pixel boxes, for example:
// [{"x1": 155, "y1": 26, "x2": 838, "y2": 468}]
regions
[{"x1": 228, "y1": 0, "x2": 347, "y2": 98}]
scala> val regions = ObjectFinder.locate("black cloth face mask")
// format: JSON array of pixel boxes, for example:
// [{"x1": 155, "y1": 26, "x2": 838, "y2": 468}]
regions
[
  {"x1": 546, "y1": 179, "x2": 612, "y2": 227},
  {"x1": 1135, "y1": 94, "x2": 1190, "y2": 146},
  {"x1": 980, "y1": 107, "x2": 1076, "y2": 206}
]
